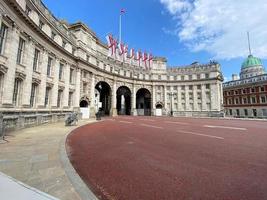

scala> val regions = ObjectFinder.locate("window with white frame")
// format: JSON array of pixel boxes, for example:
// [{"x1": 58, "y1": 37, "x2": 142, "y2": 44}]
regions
[
  {"x1": 57, "y1": 90, "x2": 63, "y2": 108},
  {"x1": 17, "y1": 37, "x2": 25, "y2": 64},
  {"x1": 0, "y1": 23, "x2": 8, "y2": 55},
  {"x1": 33, "y1": 48, "x2": 40, "y2": 71},
  {"x1": 47, "y1": 57, "x2": 53, "y2": 76},
  {"x1": 69, "y1": 68, "x2": 74, "y2": 84},
  {"x1": 44, "y1": 87, "x2": 51, "y2": 107},
  {"x1": 59, "y1": 63, "x2": 64, "y2": 81},
  {"x1": 30, "y1": 83, "x2": 38, "y2": 107},
  {"x1": 13, "y1": 78, "x2": 23, "y2": 106}
]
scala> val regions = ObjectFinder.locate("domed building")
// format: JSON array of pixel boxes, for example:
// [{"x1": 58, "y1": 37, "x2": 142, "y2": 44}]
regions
[
  {"x1": 223, "y1": 54, "x2": 267, "y2": 118},
  {"x1": 240, "y1": 55, "x2": 265, "y2": 79}
]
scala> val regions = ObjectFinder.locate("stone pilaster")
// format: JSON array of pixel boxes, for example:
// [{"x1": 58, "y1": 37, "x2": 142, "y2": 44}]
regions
[
  {"x1": 185, "y1": 85, "x2": 189, "y2": 111},
  {"x1": 164, "y1": 85, "x2": 167, "y2": 111},
  {"x1": 177, "y1": 86, "x2": 182, "y2": 111},
  {"x1": 37, "y1": 50, "x2": 48, "y2": 108},
  {"x1": 131, "y1": 84, "x2": 137, "y2": 115},
  {"x1": 151, "y1": 84, "x2": 156, "y2": 115},
  {"x1": 90, "y1": 73, "x2": 96, "y2": 117},
  {"x1": 193, "y1": 85, "x2": 198, "y2": 111},
  {"x1": 2, "y1": 27, "x2": 19, "y2": 105},
  {"x1": 111, "y1": 80, "x2": 117, "y2": 116},
  {"x1": 74, "y1": 68, "x2": 81, "y2": 108},
  {"x1": 51, "y1": 58, "x2": 59, "y2": 108},
  {"x1": 201, "y1": 84, "x2": 207, "y2": 111},
  {"x1": 63, "y1": 63, "x2": 70, "y2": 108},
  {"x1": 22, "y1": 40, "x2": 34, "y2": 107}
]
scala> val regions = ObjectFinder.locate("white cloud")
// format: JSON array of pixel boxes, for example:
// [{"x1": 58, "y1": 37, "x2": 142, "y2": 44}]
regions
[{"x1": 160, "y1": 0, "x2": 267, "y2": 59}]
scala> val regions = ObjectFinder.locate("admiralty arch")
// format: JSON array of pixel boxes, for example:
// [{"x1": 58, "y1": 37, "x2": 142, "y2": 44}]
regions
[{"x1": 0, "y1": 0, "x2": 224, "y2": 130}]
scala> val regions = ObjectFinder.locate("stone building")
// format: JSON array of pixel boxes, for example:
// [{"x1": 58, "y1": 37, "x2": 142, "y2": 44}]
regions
[
  {"x1": 223, "y1": 55, "x2": 267, "y2": 118},
  {"x1": 0, "y1": 0, "x2": 223, "y2": 131}
]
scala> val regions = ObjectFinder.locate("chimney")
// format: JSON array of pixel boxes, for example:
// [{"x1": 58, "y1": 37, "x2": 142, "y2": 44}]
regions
[{"x1": 232, "y1": 74, "x2": 238, "y2": 81}]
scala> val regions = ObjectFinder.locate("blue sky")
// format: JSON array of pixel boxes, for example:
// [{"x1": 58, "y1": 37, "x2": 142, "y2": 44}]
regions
[{"x1": 43, "y1": 0, "x2": 267, "y2": 81}]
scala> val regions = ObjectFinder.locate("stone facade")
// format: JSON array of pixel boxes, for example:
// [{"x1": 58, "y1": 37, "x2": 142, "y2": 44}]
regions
[{"x1": 0, "y1": 0, "x2": 223, "y2": 131}]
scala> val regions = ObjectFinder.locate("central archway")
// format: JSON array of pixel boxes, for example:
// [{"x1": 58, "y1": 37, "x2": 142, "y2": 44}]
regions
[
  {"x1": 116, "y1": 86, "x2": 131, "y2": 115},
  {"x1": 136, "y1": 88, "x2": 151, "y2": 116},
  {"x1": 95, "y1": 81, "x2": 111, "y2": 116}
]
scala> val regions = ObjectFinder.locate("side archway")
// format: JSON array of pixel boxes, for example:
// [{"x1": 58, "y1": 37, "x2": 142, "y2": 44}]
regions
[
  {"x1": 116, "y1": 86, "x2": 131, "y2": 115},
  {"x1": 95, "y1": 81, "x2": 112, "y2": 116},
  {"x1": 136, "y1": 88, "x2": 151, "y2": 116},
  {"x1": 155, "y1": 102, "x2": 163, "y2": 116}
]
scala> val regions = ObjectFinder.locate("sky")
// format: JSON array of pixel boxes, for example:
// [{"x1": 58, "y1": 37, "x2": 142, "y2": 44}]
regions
[{"x1": 43, "y1": 0, "x2": 267, "y2": 81}]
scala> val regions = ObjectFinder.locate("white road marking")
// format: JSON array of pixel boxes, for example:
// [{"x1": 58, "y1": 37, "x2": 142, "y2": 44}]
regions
[
  {"x1": 204, "y1": 125, "x2": 247, "y2": 131},
  {"x1": 177, "y1": 130, "x2": 224, "y2": 140},
  {"x1": 139, "y1": 119, "x2": 155, "y2": 122},
  {"x1": 140, "y1": 124, "x2": 163, "y2": 129},
  {"x1": 164, "y1": 121, "x2": 189, "y2": 125},
  {"x1": 119, "y1": 121, "x2": 133, "y2": 124}
]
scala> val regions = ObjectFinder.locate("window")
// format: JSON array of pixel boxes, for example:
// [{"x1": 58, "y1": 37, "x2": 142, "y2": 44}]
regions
[
  {"x1": 57, "y1": 90, "x2": 63, "y2": 108},
  {"x1": 68, "y1": 92, "x2": 73, "y2": 107},
  {"x1": 229, "y1": 109, "x2": 232, "y2": 115},
  {"x1": 17, "y1": 37, "x2": 25, "y2": 64},
  {"x1": 251, "y1": 88, "x2": 255, "y2": 93},
  {"x1": 13, "y1": 78, "x2": 22, "y2": 106},
  {"x1": 206, "y1": 84, "x2": 210, "y2": 89},
  {"x1": 205, "y1": 73, "x2": 209, "y2": 79},
  {"x1": 197, "y1": 92, "x2": 201, "y2": 100},
  {"x1": 47, "y1": 57, "x2": 53, "y2": 76},
  {"x1": 33, "y1": 49, "x2": 40, "y2": 71},
  {"x1": 197, "y1": 74, "x2": 201, "y2": 79},
  {"x1": 189, "y1": 75, "x2": 192, "y2": 80},
  {"x1": 236, "y1": 109, "x2": 240, "y2": 116},
  {"x1": 51, "y1": 31, "x2": 56, "y2": 40},
  {"x1": 189, "y1": 85, "x2": 193, "y2": 90},
  {"x1": 243, "y1": 97, "x2": 247, "y2": 104},
  {"x1": 261, "y1": 96, "x2": 266, "y2": 103},
  {"x1": 44, "y1": 87, "x2": 51, "y2": 107},
  {"x1": 244, "y1": 109, "x2": 248, "y2": 116},
  {"x1": 189, "y1": 92, "x2": 193, "y2": 100},
  {"x1": 30, "y1": 83, "x2": 38, "y2": 107},
  {"x1": 59, "y1": 63, "x2": 64, "y2": 80},
  {"x1": 253, "y1": 109, "x2": 257, "y2": 117},
  {"x1": 242, "y1": 89, "x2": 246, "y2": 94},
  {"x1": 0, "y1": 23, "x2": 8, "y2": 54},
  {"x1": 197, "y1": 85, "x2": 201, "y2": 90},
  {"x1": 260, "y1": 86, "x2": 265, "y2": 92},
  {"x1": 181, "y1": 85, "x2": 185, "y2": 90},
  {"x1": 86, "y1": 55, "x2": 90, "y2": 62},
  {"x1": 181, "y1": 75, "x2": 184, "y2": 81},
  {"x1": 39, "y1": 21, "x2": 44, "y2": 29},
  {"x1": 262, "y1": 109, "x2": 267, "y2": 117},
  {"x1": 235, "y1": 98, "x2": 239, "y2": 104},
  {"x1": 69, "y1": 68, "x2": 74, "y2": 84},
  {"x1": 62, "y1": 41, "x2": 66, "y2": 48},
  {"x1": 251, "y1": 96, "x2": 257, "y2": 104}
]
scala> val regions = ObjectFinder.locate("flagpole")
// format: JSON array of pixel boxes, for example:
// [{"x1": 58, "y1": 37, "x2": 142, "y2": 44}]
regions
[
  {"x1": 247, "y1": 31, "x2": 252, "y2": 55},
  {"x1": 119, "y1": 13, "x2": 122, "y2": 44}
]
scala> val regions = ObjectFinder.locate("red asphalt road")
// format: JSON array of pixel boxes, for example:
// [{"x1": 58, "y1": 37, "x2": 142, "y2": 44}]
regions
[{"x1": 66, "y1": 117, "x2": 267, "y2": 200}]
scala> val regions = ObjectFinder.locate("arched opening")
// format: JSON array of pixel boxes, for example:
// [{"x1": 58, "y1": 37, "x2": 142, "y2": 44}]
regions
[
  {"x1": 80, "y1": 100, "x2": 89, "y2": 108},
  {"x1": 117, "y1": 86, "x2": 131, "y2": 115},
  {"x1": 155, "y1": 103, "x2": 163, "y2": 116},
  {"x1": 95, "y1": 81, "x2": 111, "y2": 116},
  {"x1": 136, "y1": 88, "x2": 151, "y2": 116}
]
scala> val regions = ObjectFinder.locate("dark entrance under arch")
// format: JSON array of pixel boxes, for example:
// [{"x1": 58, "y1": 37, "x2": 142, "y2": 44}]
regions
[
  {"x1": 80, "y1": 100, "x2": 89, "y2": 108},
  {"x1": 117, "y1": 86, "x2": 131, "y2": 115},
  {"x1": 136, "y1": 88, "x2": 151, "y2": 116},
  {"x1": 95, "y1": 81, "x2": 111, "y2": 116},
  {"x1": 156, "y1": 104, "x2": 163, "y2": 109}
]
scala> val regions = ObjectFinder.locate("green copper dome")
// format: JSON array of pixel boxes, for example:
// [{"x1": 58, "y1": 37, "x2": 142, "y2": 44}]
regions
[{"x1": 241, "y1": 55, "x2": 263, "y2": 69}]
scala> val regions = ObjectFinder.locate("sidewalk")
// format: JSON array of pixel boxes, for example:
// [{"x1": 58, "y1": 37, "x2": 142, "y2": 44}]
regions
[{"x1": 0, "y1": 120, "x2": 95, "y2": 200}]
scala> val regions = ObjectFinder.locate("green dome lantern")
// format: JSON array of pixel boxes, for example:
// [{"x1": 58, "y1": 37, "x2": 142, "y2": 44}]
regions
[{"x1": 241, "y1": 55, "x2": 263, "y2": 69}]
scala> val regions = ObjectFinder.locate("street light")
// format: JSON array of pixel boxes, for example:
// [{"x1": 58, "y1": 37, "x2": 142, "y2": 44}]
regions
[{"x1": 170, "y1": 92, "x2": 173, "y2": 117}]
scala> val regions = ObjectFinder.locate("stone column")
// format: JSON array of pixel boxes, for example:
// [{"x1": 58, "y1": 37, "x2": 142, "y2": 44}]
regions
[
  {"x1": 201, "y1": 84, "x2": 207, "y2": 111},
  {"x1": 131, "y1": 84, "x2": 137, "y2": 116},
  {"x1": 74, "y1": 68, "x2": 81, "y2": 108},
  {"x1": 2, "y1": 27, "x2": 19, "y2": 105},
  {"x1": 177, "y1": 86, "x2": 182, "y2": 111},
  {"x1": 111, "y1": 80, "x2": 117, "y2": 116},
  {"x1": 22, "y1": 40, "x2": 35, "y2": 107},
  {"x1": 185, "y1": 85, "x2": 189, "y2": 111},
  {"x1": 37, "y1": 50, "x2": 48, "y2": 108},
  {"x1": 90, "y1": 73, "x2": 96, "y2": 117},
  {"x1": 152, "y1": 84, "x2": 156, "y2": 116},
  {"x1": 51, "y1": 58, "x2": 60, "y2": 108},
  {"x1": 63, "y1": 63, "x2": 70, "y2": 108},
  {"x1": 164, "y1": 85, "x2": 167, "y2": 113},
  {"x1": 193, "y1": 85, "x2": 198, "y2": 111}
]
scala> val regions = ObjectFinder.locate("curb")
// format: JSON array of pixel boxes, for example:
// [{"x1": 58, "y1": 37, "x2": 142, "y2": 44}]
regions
[{"x1": 60, "y1": 120, "x2": 99, "y2": 200}]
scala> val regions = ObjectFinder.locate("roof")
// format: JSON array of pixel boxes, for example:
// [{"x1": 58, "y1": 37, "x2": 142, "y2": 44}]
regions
[{"x1": 241, "y1": 55, "x2": 263, "y2": 69}]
